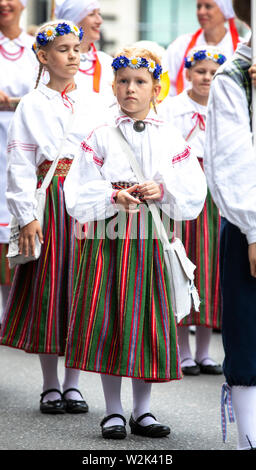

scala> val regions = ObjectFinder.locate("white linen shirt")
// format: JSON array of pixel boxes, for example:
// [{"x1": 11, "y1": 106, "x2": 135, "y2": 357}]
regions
[
  {"x1": 0, "y1": 30, "x2": 37, "y2": 242},
  {"x1": 158, "y1": 90, "x2": 207, "y2": 158},
  {"x1": 6, "y1": 82, "x2": 108, "y2": 228},
  {"x1": 204, "y1": 43, "x2": 256, "y2": 244},
  {"x1": 163, "y1": 29, "x2": 236, "y2": 97},
  {"x1": 64, "y1": 109, "x2": 207, "y2": 224}
]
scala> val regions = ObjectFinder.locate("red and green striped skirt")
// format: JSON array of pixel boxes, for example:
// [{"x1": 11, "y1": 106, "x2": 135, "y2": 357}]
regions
[
  {"x1": 178, "y1": 187, "x2": 221, "y2": 329},
  {"x1": 0, "y1": 243, "x2": 13, "y2": 285},
  {"x1": 0, "y1": 159, "x2": 84, "y2": 355},
  {"x1": 65, "y1": 204, "x2": 182, "y2": 382}
]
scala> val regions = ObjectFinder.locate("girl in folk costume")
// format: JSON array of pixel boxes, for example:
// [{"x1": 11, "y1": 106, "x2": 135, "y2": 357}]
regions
[
  {"x1": 0, "y1": 0, "x2": 37, "y2": 322},
  {"x1": 0, "y1": 20, "x2": 104, "y2": 414},
  {"x1": 55, "y1": 0, "x2": 114, "y2": 106},
  {"x1": 63, "y1": 46, "x2": 207, "y2": 439},
  {"x1": 160, "y1": 46, "x2": 226, "y2": 376},
  {"x1": 204, "y1": 0, "x2": 256, "y2": 451},
  {"x1": 164, "y1": 0, "x2": 240, "y2": 96}
]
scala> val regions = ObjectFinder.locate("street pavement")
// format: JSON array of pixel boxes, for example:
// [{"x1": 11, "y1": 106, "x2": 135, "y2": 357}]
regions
[{"x1": 0, "y1": 330, "x2": 239, "y2": 455}]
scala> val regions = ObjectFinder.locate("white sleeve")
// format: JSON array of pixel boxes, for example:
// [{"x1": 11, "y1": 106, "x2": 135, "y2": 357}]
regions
[
  {"x1": 204, "y1": 74, "x2": 256, "y2": 244},
  {"x1": 6, "y1": 100, "x2": 39, "y2": 228},
  {"x1": 157, "y1": 133, "x2": 207, "y2": 220},
  {"x1": 164, "y1": 35, "x2": 190, "y2": 97},
  {"x1": 64, "y1": 134, "x2": 118, "y2": 223}
]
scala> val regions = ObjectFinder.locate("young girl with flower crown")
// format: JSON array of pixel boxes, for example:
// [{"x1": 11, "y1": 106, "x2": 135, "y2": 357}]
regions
[
  {"x1": 0, "y1": 19, "x2": 106, "y2": 414},
  {"x1": 63, "y1": 46, "x2": 207, "y2": 439},
  {"x1": 159, "y1": 45, "x2": 226, "y2": 377}
]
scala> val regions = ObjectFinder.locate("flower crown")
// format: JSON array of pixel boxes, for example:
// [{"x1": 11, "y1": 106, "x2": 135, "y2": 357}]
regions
[
  {"x1": 184, "y1": 49, "x2": 227, "y2": 68},
  {"x1": 111, "y1": 55, "x2": 163, "y2": 80},
  {"x1": 32, "y1": 22, "x2": 84, "y2": 54}
]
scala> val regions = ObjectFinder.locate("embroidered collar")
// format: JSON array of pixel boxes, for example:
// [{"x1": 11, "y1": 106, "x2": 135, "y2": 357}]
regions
[
  {"x1": 37, "y1": 82, "x2": 76, "y2": 103},
  {"x1": 115, "y1": 109, "x2": 165, "y2": 128},
  {"x1": 0, "y1": 30, "x2": 31, "y2": 48}
]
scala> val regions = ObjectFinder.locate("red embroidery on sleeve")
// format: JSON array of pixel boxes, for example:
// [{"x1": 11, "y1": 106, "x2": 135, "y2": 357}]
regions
[
  {"x1": 81, "y1": 141, "x2": 103, "y2": 167},
  {"x1": 172, "y1": 146, "x2": 191, "y2": 165}
]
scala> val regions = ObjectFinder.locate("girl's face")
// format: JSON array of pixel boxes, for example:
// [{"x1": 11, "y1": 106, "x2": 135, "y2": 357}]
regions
[
  {"x1": 38, "y1": 34, "x2": 81, "y2": 84},
  {"x1": 186, "y1": 59, "x2": 219, "y2": 98},
  {"x1": 196, "y1": 0, "x2": 225, "y2": 31},
  {"x1": 79, "y1": 9, "x2": 102, "y2": 43},
  {"x1": 113, "y1": 66, "x2": 161, "y2": 121},
  {"x1": 0, "y1": 0, "x2": 23, "y2": 27}
]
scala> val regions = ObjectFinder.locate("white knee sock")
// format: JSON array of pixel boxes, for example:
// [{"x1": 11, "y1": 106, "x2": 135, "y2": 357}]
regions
[
  {"x1": 39, "y1": 354, "x2": 61, "y2": 401},
  {"x1": 132, "y1": 379, "x2": 159, "y2": 426},
  {"x1": 195, "y1": 326, "x2": 216, "y2": 366},
  {"x1": 232, "y1": 386, "x2": 256, "y2": 450},
  {"x1": 63, "y1": 368, "x2": 82, "y2": 400},
  {"x1": 100, "y1": 374, "x2": 124, "y2": 427},
  {"x1": 177, "y1": 326, "x2": 195, "y2": 367},
  {"x1": 0, "y1": 285, "x2": 11, "y2": 323}
]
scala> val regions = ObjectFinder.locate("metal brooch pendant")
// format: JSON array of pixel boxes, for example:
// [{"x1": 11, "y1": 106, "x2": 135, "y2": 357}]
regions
[{"x1": 133, "y1": 120, "x2": 146, "y2": 132}]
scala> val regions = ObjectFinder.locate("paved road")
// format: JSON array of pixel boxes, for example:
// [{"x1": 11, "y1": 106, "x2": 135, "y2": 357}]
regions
[{"x1": 0, "y1": 330, "x2": 239, "y2": 455}]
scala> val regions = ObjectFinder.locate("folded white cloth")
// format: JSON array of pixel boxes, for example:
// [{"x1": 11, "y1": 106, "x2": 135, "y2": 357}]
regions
[
  {"x1": 55, "y1": 0, "x2": 100, "y2": 23},
  {"x1": 214, "y1": 0, "x2": 235, "y2": 19}
]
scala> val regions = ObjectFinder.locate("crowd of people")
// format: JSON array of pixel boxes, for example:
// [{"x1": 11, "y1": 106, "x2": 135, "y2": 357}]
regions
[{"x1": 0, "y1": 0, "x2": 255, "y2": 450}]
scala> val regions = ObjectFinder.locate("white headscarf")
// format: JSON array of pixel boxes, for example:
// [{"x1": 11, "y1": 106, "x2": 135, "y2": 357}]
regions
[
  {"x1": 214, "y1": 0, "x2": 235, "y2": 19},
  {"x1": 20, "y1": 0, "x2": 27, "y2": 6},
  {"x1": 55, "y1": 0, "x2": 100, "y2": 24}
]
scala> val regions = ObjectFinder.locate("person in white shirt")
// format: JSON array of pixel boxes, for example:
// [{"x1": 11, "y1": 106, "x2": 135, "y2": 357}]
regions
[
  {"x1": 0, "y1": 19, "x2": 106, "y2": 416},
  {"x1": 204, "y1": 0, "x2": 256, "y2": 450},
  {"x1": 55, "y1": 0, "x2": 114, "y2": 106},
  {"x1": 164, "y1": 0, "x2": 240, "y2": 96},
  {"x1": 0, "y1": 0, "x2": 37, "y2": 323},
  {"x1": 160, "y1": 45, "x2": 226, "y2": 377},
  {"x1": 63, "y1": 46, "x2": 207, "y2": 440}
]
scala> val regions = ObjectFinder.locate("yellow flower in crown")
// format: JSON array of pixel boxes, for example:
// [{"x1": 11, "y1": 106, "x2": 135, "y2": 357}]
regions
[
  {"x1": 148, "y1": 59, "x2": 156, "y2": 73},
  {"x1": 213, "y1": 53, "x2": 219, "y2": 60},
  {"x1": 45, "y1": 26, "x2": 56, "y2": 41},
  {"x1": 129, "y1": 56, "x2": 142, "y2": 68}
]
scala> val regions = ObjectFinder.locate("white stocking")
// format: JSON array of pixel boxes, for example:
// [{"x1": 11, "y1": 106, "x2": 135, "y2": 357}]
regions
[
  {"x1": 132, "y1": 379, "x2": 159, "y2": 426},
  {"x1": 39, "y1": 354, "x2": 61, "y2": 401},
  {"x1": 63, "y1": 368, "x2": 82, "y2": 400},
  {"x1": 100, "y1": 374, "x2": 124, "y2": 427},
  {"x1": 195, "y1": 326, "x2": 216, "y2": 366},
  {"x1": 177, "y1": 326, "x2": 195, "y2": 367},
  {"x1": 232, "y1": 386, "x2": 256, "y2": 450}
]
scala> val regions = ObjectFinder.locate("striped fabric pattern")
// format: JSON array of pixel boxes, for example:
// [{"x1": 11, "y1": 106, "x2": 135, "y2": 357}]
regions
[
  {"x1": 0, "y1": 243, "x2": 12, "y2": 285},
  {"x1": 179, "y1": 183, "x2": 221, "y2": 329},
  {"x1": 65, "y1": 204, "x2": 182, "y2": 382},
  {"x1": 0, "y1": 160, "x2": 84, "y2": 354}
]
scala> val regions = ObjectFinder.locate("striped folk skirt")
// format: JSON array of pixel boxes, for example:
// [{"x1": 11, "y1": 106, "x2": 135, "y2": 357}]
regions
[
  {"x1": 178, "y1": 186, "x2": 221, "y2": 329},
  {"x1": 0, "y1": 159, "x2": 84, "y2": 355},
  {"x1": 0, "y1": 243, "x2": 12, "y2": 285},
  {"x1": 65, "y1": 202, "x2": 182, "y2": 382}
]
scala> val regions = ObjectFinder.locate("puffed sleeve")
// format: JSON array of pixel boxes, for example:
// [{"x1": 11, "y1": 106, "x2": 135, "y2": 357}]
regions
[
  {"x1": 5, "y1": 99, "x2": 39, "y2": 228},
  {"x1": 156, "y1": 129, "x2": 207, "y2": 221},
  {"x1": 163, "y1": 34, "x2": 191, "y2": 97},
  {"x1": 64, "y1": 132, "x2": 118, "y2": 223},
  {"x1": 204, "y1": 74, "x2": 256, "y2": 244}
]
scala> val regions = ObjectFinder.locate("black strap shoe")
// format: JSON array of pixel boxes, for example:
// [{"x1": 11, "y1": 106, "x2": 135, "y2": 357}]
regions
[
  {"x1": 40, "y1": 388, "x2": 66, "y2": 414},
  {"x1": 62, "y1": 388, "x2": 89, "y2": 413},
  {"x1": 100, "y1": 414, "x2": 127, "y2": 439},
  {"x1": 129, "y1": 413, "x2": 170, "y2": 437}
]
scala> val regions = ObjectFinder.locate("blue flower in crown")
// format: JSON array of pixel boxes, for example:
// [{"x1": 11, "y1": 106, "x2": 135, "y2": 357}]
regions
[
  {"x1": 36, "y1": 31, "x2": 48, "y2": 46},
  {"x1": 217, "y1": 54, "x2": 226, "y2": 65},
  {"x1": 184, "y1": 57, "x2": 192, "y2": 68},
  {"x1": 153, "y1": 63, "x2": 162, "y2": 80},
  {"x1": 79, "y1": 27, "x2": 84, "y2": 41},
  {"x1": 140, "y1": 57, "x2": 149, "y2": 68},
  {"x1": 193, "y1": 50, "x2": 207, "y2": 61},
  {"x1": 56, "y1": 22, "x2": 71, "y2": 36},
  {"x1": 111, "y1": 56, "x2": 130, "y2": 71}
]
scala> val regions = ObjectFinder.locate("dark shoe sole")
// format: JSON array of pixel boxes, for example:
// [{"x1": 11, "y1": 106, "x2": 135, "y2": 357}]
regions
[{"x1": 102, "y1": 426, "x2": 127, "y2": 439}]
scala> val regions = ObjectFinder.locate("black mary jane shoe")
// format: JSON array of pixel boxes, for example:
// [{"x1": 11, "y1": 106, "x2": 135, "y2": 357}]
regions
[
  {"x1": 62, "y1": 388, "x2": 89, "y2": 414},
  {"x1": 129, "y1": 413, "x2": 170, "y2": 438},
  {"x1": 40, "y1": 388, "x2": 66, "y2": 414},
  {"x1": 181, "y1": 358, "x2": 200, "y2": 376},
  {"x1": 196, "y1": 358, "x2": 223, "y2": 375},
  {"x1": 100, "y1": 414, "x2": 127, "y2": 439}
]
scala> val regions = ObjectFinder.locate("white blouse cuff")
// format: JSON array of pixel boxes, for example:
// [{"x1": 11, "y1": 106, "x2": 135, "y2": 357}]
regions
[{"x1": 246, "y1": 230, "x2": 256, "y2": 245}]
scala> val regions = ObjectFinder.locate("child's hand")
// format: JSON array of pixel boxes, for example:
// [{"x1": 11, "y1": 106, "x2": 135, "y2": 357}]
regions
[
  {"x1": 116, "y1": 184, "x2": 141, "y2": 213},
  {"x1": 19, "y1": 220, "x2": 44, "y2": 257},
  {"x1": 249, "y1": 64, "x2": 256, "y2": 87},
  {"x1": 0, "y1": 90, "x2": 10, "y2": 105},
  {"x1": 137, "y1": 181, "x2": 162, "y2": 201},
  {"x1": 248, "y1": 242, "x2": 256, "y2": 278}
]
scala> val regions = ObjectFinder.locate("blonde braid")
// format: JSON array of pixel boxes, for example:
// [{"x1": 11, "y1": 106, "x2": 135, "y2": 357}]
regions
[{"x1": 35, "y1": 63, "x2": 44, "y2": 89}]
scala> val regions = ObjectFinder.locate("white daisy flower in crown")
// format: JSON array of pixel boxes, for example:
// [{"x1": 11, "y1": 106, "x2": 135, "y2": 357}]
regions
[
  {"x1": 44, "y1": 26, "x2": 56, "y2": 41},
  {"x1": 148, "y1": 59, "x2": 156, "y2": 73},
  {"x1": 72, "y1": 25, "x2": 80, "y2": 36},
  {"x1": 129, "y1": 56, "x2": 142, "y2": 69}
]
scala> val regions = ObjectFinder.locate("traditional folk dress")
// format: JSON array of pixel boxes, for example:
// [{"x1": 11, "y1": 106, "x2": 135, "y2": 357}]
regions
[
  {"x1": 63, "y1": 109, "x2": 207, "y2": 382},
  {"x1": 163, "y1": 21, "x2": 239, "y2": 96},
  {"x1": 0, "y1": 30, "x2": 37, "y2": 286},
  {"x1": 204, "y1": 43, "x2": 256, "y2": 386},
  {"x1": 0, "y1": 83, "x2": 106, "y2": 354},
  {"x1": 159, "y1": 90, "x2": 221, "y2": 329}
]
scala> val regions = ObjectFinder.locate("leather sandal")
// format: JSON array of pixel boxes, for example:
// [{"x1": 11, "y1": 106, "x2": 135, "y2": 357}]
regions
[
  {"x1": 100, "y1": 413, "x2": 127, "y2": 439},
  {"x1": 129, "y1": 413, "x2": 170, "y2": 438},
  {"x1": 62, "y1": 388, "x2": 89, "y2": 414},
  {"x1": 40, "y1": 388, "x2": 66, "y2": 414}
]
